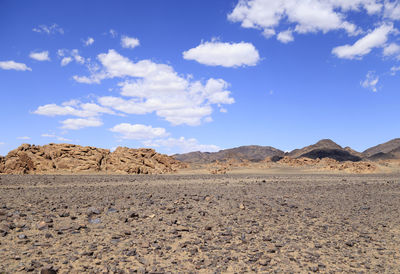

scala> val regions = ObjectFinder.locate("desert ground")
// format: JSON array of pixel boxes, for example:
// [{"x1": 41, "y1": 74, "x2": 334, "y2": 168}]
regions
[{"x1": 1, "y1": 173, "x2": 400, "y2": 273}]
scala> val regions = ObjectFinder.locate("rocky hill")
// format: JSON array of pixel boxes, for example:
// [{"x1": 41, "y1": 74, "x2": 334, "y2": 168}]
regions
[
  {"x1": 0, "y1": 143, "x2": 186, "y2": 175},
  {"x1": 173, "y1": 145, "x2": 284, "y2": 164},
  {"x1": 363, "y1": 138, "x2": 400, "y2": 160},
  {"x1": 288, "y1": 139, "x2": 362, "y2": 162},
  {"x1": 174, "y1": 140, "x2": 367, "y2": 164}
]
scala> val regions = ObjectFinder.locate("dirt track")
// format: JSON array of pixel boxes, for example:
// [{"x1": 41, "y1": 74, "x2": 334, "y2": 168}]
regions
[{"x1": 1, "y1": 174, "x2": 400, "y2": 273}]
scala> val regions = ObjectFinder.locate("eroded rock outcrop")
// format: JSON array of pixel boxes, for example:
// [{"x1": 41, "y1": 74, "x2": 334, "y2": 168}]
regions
[
  {"x1": 268, "y1": 156, "x2": 376, "y2": 173},
  {"x1": 0, "y1": 143, "x2": 186, "y2": 174},
  {"x1": 104, "y1": 147, "x2": 186, "y2": 174},
  {"x1": 0, "y1": 156, "x2": 5, "y2": 173}
]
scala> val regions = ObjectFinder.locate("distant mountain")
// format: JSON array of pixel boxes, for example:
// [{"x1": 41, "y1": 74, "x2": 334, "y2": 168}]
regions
[
  {"x1": 173, "y1": 145, "x2": 284, "y2": 164},
  {"x1": 287, "y1": 139, "x2": 362, "y2": 162},
  {"x1": 344, "y1": 147, "x2": 364, "y2": 158},
  {"x1": 363, "y1": 138, "x2": 400, "y2": 160},
  {"x1": 288, "y1": 139, "x2": 342, "y2": 158},
  {"x1": 174, "y1": 138, "x2": 400, "y2": 164}
]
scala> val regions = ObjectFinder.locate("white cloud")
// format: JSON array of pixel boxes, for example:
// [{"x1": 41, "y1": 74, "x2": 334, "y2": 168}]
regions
[
  {"x1": 332, "y1": 24, "x2": 394, "y2": 59},
  {"x1": 383, "y1": 42, "x2": 400, "y2": 57},
  {"x1": 110, "y1": 123, "x2": 169, "y2": 140},
  {"x1": 73, "y1": 49, "x2": 234, "y2": 126},
  {"x1": 33, "y1": 24, "x2": 64, "y2": 34},
  {"x1": 277, "y1": 29, "x2": 294, "y2": 43},
  {"x1": 17, "y1": 136, "x2": 31, "y2": 140},
  {"x1": 109, "y1": 29, "x2": 118, "y2": 38},
  {"x1": 390, "y1": 66, "x2": 400, "y2": 75},
  {"x1": 84, "y1": 37, "x2": 94, "y2": 46},
  {"x1": 361, "y1": 71, "x2": 379, "y2": 92},
  {"x1": 61, "y1": 57, "x2": 72, "y2": 66},
  {"x1": 384, "y1": 1, "x2": 400, "y2": 20},
  {"x1": 41, "y1": 133, "x2": 71, "y2": 142},
  {"x1": 73, "y1": 75, "x2": 101, "y2": 84},
  {"x1": 0, "y1": 61, "x2": 31, "y2": 71},
  {"x1": 29, "y1": 51, "x2": 51, "y2": 61},
  {"x1": 262, "y1": 28, "x2": 276, "y2": 38},
  {"x1": 61, "y1": 118, "x2": 103, "y2": 130},
  {"x1": 143, "y1": 137, "x2": 220, "y2": 153},
  {"x1": 227, "y1": 0, "x2": 371, "y2": 42},
  {"x1": 62, "y1": 99, "x2": 80, "y2": 107},
  {"x1": 121, "y1": 36, "x2": 140, "y2": 49},
  {"x1": 34, "y1": 101, "x2": 115, "y2": 117},
  {"x1": 182, "y1": 41, "x2": 260, "y2": 67},
  {"x1": 57, "y1": 49, "x2": 85, "y2": 66},
  {"x1": 71, "y1": 49, "x2": 85, "y2": 64},
  {"x1": 0, "y1": 142, "x2": 5, "y2": 145}
]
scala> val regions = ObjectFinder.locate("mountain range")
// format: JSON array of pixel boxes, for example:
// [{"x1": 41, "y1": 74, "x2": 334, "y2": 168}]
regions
[{"x1": 173, "y1": 138, "x2": 400, "y2": 163}]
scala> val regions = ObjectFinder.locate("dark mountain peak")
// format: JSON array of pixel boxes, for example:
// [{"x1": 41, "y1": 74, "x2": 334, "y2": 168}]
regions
[
  {"x1": 314, "y1": 139, "x2": 342, "y2": 148},
  {"x1": 288, "y1": 139, "x2": 342, "y2": 158}
]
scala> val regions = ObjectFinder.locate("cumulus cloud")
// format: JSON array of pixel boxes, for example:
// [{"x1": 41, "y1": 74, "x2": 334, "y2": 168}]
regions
[
  {"x1": 57, "y1": 49, "x2": 85, "y2": 66},
  {"x1": 84, "y1": 37, "x2": 94, "y2": 46},
  {"x1": 390, "y1": 66, "x2": 400, "y2": 75},
  {"x1": 109, "y1": 123, "x2": 220, "y2": 154},
  {"x1": 143, "y1": 137, "x2": 220, "y2": 154},
  {"x1": 0, "y1": 61, "x2": 31, "y2": 71},
  {"x1": 227, "y1": 0, "x2": 372, "y2": 41},
  {"x1": 34, "y1": 101, "x2": 115, "y2": 117},
  {"x1": 61, "y1": 57, "x2": 72, "y2": 66},
  {"x1": 33, "y1": 24, "x2": 64, "y2": 34},
  {"x1": 383, "y1": 42, "x2": 400, "y2": 57},
  {"x1": 277, "y1": 29, "x2": 294, "y2": 43},
  {"x1": 110, "y1": 123, "x2": 169, "y2": 140},
  {"x1": 73, "y1": 49, "x2": 234, "y2": 126},
  {"x1": 61, "y1": 118, "x2": 103, "y2": 130},
  {"x1": 121, "y1": 36, "x2": 140, "y2": 49},
  {"x1": 29, "y1": 51, "x2": 51, "y2": 61},
  {"x1": 17, "y1": 136, "x2": 31, "y2": 140},
  {"x1": 332, "y1": 24, "x2": 394, "y2": 59},
  {"x1": 41, "y1": 133, "x2": 71, "y2": 142},
  {"x1": 384, "y1": 1, "x2": 400, "y2": 20},
  {"x1": 182, "y1": 41, "x2": 260, "y2": 67},
  {"x1": 361, "y1": 71, "x2": 379, "y2": 92}
]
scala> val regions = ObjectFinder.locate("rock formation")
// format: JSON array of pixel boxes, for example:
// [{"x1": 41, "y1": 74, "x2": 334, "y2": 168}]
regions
[
  {"x1": 0, "y1": 143, "x2": 186, "y2": 175},
  {"x1": 264, "y1": 156, "x2": 376, "y2": 173}
]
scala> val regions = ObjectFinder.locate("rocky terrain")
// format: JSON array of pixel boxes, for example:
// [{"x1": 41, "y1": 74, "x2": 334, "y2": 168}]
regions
[
  {"x1": 1, "y1": 138, "x2": 400, "y2": 175},
  {"x1": 0, "y1": 144, "x2": 185, "y2": 175},
  {"x1": 1, "y1": 174, "x2": 400, "y2": 273}
]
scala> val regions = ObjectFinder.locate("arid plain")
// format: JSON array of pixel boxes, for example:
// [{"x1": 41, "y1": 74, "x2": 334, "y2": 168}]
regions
[
  {"x1": 1, "y1": 174, "x2": 400, "y2": 273},
  {"x1": 1, "y1": 139, "x2": 400, "y2": 273}
]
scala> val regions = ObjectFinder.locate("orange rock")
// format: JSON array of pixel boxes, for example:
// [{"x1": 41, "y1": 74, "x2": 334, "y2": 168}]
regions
[{"x1": 0, "y1": 143, "x2": 186, "y2": 175}]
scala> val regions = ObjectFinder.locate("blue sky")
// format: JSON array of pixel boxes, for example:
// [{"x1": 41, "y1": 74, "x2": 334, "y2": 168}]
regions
[{"x1": 1, "y1": 0, "x2": 400, "y2": 155}]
